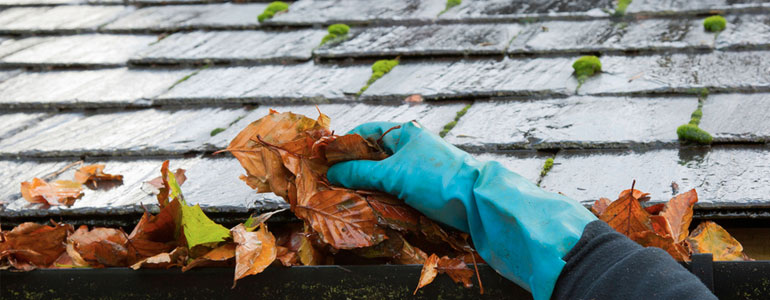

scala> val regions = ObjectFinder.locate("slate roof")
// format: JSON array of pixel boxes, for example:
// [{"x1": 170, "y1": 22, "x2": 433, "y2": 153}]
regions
[{"x1": 1, "y1": 0, "x2": 770, "y2": 226}]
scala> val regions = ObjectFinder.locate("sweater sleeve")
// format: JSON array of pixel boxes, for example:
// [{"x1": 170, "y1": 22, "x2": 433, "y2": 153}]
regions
[{"x1": 551, "y1": 220, "x2": 717, "y2": 300}]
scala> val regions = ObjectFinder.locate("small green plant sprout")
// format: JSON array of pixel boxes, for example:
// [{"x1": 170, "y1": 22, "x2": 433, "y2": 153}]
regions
[
  {"x1": 703, "y1": 15, "x2": 727, "y2": 32},
  {"x1": 357, "y1": 59, "x2": 399, "y2": 95},
  {"x1": 614, "y1": 0, "x2": 632, "y2": 16},
  {"x1": 320, "y1": 24, "x2": 350, "y2": 46},
  {"x1": 540, "y1": 158, "x2": 554, "y2": 177},
  {"x1": 258, "y1": 1, "x2": 289, "y2": 22},
  {"x1": 572, "y1": 55, "x2": 602, "y2": 90},
  {"x1": 439, "y1": 0, "x2": 462, "y2": 16}
]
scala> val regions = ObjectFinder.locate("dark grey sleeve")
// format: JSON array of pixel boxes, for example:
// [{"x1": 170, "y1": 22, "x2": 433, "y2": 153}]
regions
[{"x1": 551, "y1": 220, "x2": 717, "y2": 300}]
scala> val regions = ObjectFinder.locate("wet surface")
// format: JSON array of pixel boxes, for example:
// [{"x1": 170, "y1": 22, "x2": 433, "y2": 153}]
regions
[
  {"x1": 699, "y1": 93, "x2": 770, "y2": 142},
  {"x1": 104, "y1": 3, "x2": 265, "y2": 32},
  {"x1": 0, "y1": 68, "x2": 187, "y2": 108},
  {"x1": 447, "y1": 96, "x2": 697, "y2": 151},
  {"x1": 716, "y1": 14, "x2": 770, "y2": 50},
  {"x1": 0, "y1": 34, "x2": 155, "y2": 67},
  {"x1": 0, "y1": 111, "x2": 49, "y2": 141},
  {"x1": 472, "y1": 151, "x2": 551, "y2": 183},
  {"x1": 0, "y1": 108, "x2": 245, "y2": 157},
  {"x1": 158, "y1": 63, "x2": 370, "y2": 105},
  {"x1": 627, "y1": 0, "x2": 770, "y2": 15},
  {"x1": 131, "y1": 30, "x2": 326, "y2": 65},
  {"x1": 438, "y1": 0, "x2": 613, "y2": 21},
  {"x1": 0, "y1": 5, "x2": 130, "y2": 34},
  {"x1": 540, "y1": 145, "x2": 770, "y2": 206},
  {"x1": 316, "y1": 23, "x2": 522, "y2": 58},
  {"x1": 266, "y1": 0, "x2": 445, "y2": 25}
]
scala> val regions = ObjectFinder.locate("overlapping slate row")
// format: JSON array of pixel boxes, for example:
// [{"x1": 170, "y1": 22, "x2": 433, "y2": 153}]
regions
[
  {"x1": 446, "y1": 95, "x2": 697, "y2": 151},
  {"x1": 436, "y1": 0, "x2": 614, "y2": 22},
  {"x1": 0, "y1": 111, "x2": 50, "y2": 140},
  {"x1": 263, "y1": 0, "x2": 446, "y2": 26},
  {"x1": 700, "y1": 93, "x2": 770, "y2": 143},
  {"x1": 0, "y1": 151, "x2": 546, "y2": 216},
  {"x1": 0, "y1": 5, "x2": 132, "y2": 34},
  {"x1": 129, "y1": 29, "x2": 325, "y2": 65},
  {"x1": 626, "y1": 0, "x2": 770, "y2": 16},
  {"x1": 0, "y1": 68, "x2": 188, "y2": 108},
  {"x1": 0, "y1": 156, "x2": 286, "y2": 216},
  {"x1": 362, "y1": 50, "x2": 770, "y2": 101},
  {"x1": 103, "y1": 3, "x2": 265, "y2": 32},
  {"x1": 0, "y1": 34, "x2": 156, "y2": 67},
  {"x1": 0, "y1": 0, "x2": 258, "y2": 7},
  {"x1": 540, "y1": 145, "x2": 770, "y2": 208},
  {"x1": 157, "y1": 63, "x2": 370, "y2": 104}
]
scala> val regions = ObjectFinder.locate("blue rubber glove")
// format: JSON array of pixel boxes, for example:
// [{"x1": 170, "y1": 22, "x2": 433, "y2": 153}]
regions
[{"x1": 327, "y1": 121, "x2": 597, "y2": 300}]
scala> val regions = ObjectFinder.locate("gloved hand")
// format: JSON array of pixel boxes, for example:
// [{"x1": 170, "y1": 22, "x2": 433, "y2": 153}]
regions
[{"x1": 327, "y1": 121, "x2": 597, "y2": 300}]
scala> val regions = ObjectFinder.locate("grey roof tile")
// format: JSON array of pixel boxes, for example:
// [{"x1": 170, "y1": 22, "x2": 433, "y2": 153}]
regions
[
  {"x1": 266, "y1": 0, "x2": 446, "y2": 26},
  {"x1": 0, "y1": 108, "x2": 245, "y2": 157},
  {"x1": 578, "y1": 51, "x2": 770, "y2": 95},
  {"x1": 315, "y1": 23, "x2": 522, "y2": 58},
  {"x1": 446, "y1": 96, "x2": 696, "y2": 151},
  {"x1": 158, "y1": 63, "x2": 370, "y2": 104},
  {"x1": 627, "y1": 0, "x2": 770, "y2": 15},
  {"x1": 103, "y1": 3, "x2": 265, "y2": 32},
  {"x1": 0, "y1": 0, "x2": 77, "y2": 6},
  {"x1": 131, "y1": 30, "x2": 325, "y2": 65},
  {"x1": 699, "y1": 93, "x2": 770, "y2": 143},
  {"x1": 0, "y1": 34, "x2": 156, "y2": 67},
  {"x1": 0, "y1": 159, "x2": 74, "y2": 208},
  {"x1": 208, "y1": 102, "x2": 468, "y2": 149},
  {"x1": 716, "y1": 14, "x2": 770, "y2": 50},
  {"x1": 362, "y1": 57, "x2": 575, "y2": 100},
  {"x1": 438, "y1": 0, "x2": 613, "y2": 21},
  {"x1": 540, "y1": 146, "x2": 770, "y2": 207},
  {"x1": 0, "y1": 5, "x2": 132, "y2": 34},
  {"x1": 0, "y1": 68, "x2": 188, "y2": 108},
  {"x1": 0, "y1": 37, "x2": 44, "y2": 58},
  {"x1": 509, "y1": 18, "x2": 715, "y2": 54},
  {"x1": 472, "y1": 151, "x2": 550, "y2": 184},
  {"x1": 0, "y1": 111, "x2": 49, "y2": 140}
]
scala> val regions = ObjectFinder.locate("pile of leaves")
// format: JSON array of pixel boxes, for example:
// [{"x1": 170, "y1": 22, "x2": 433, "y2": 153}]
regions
[
  {"x1": 222, "y1": 109, "x2": 483, "y2": 293},
  {"x1": 591, "y1": 182, "x2": 751, "y2": 261}
]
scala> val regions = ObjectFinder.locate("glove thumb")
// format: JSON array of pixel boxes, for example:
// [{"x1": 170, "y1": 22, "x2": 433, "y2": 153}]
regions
[{"x1": 326, "y1": 160, "x2": 384, "y2": 192}]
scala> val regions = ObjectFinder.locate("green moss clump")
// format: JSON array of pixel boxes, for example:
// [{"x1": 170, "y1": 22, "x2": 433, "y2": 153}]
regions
[
  {"x1": 572, "y1": 56, "x2": 602, "y2": 90},
  {"x1": 358, "y1": 59, "x2": 399, "y2": 95},
  {"x1": 540, "y1": 158, "x2": 554, "y2": 177},
  {"x1": 689, "y1": 108, "x2": 703, "y2": 125},
  {"x1": 210, "y1": 128, "x2": 226, "y2": 136},
  {"x1": 614, "y1": 0, "x2": 632, "y2": 16},
  {"x1": 677, "y1": 124, "x2": 713, "y2": 145},
  {"x1": 258, "y1": 1, "x2": 289, "y2": 22},
  {"x1": 439, "y1": 0, "x2": 462, "y2": 15},
  {"x1": 320, "y1": 24, "x2": 351, "y2": 46},
  {"x1": 703, "y1": 15, "x2": 727, "y2": 32}
]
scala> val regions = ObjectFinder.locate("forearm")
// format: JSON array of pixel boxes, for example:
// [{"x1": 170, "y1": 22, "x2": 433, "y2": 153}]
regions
[{"x1": 552, "y1": 220, "x2": 717, "y2": 300}]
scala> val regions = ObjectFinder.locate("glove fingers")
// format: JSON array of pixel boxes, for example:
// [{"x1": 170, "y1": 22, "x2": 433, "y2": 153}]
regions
[{"x1": 326, "y1": 160, "x2": 384, "y2": 192}]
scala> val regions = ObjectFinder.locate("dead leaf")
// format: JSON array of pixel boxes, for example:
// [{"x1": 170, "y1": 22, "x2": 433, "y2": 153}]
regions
[
  {"x1": 182, "y1": 243, "x2": 236, "y2": 271},
  {"x1": 74, "y1": 164, "x2": 123, "y2": 187},
  {"x1": 0, "y1": 222, "x2": 72, "y2": 270},
  {"x1": 144, "y1": 168, "x2": 186, "y2": 195},
  {"x1": 128, "y1": 208, "x2": 177, "y2": 258},
  {"x1": 600, "y1": 187, "x2": 652, "y2": 237},
  {"x1": 688, "y1": 221, "x2": 749, "y2": 261},
  {"x1": 20, "y1": 178, "x2": 83, "y2": 206},
  {"x1": 591, "y1": 197, "x2": 611, "y2": 216},
  {"x1": 437, "y1": 256, "x2": 474, "y2": 288},
  {"x1": 68, "y1": 226, "x2": 137, "y2": 267},
  {"x1": 130, "y1": 247, "x2": 187, "y2": 269},
  {"x1": 366, "y1": 193, "x2": 421, "y2": 232},
  {"x1": 232, "y1": 223, "x2": 276, "y2": 287},
  {"x1": 295, "y1": 190, "x2": 385, "y2": 249},
  {"x1": 630, "y1": 231, "x2": 689, "y2": 261},
  {"x1": 276, "y1": 246, "x2": 299, "y2": 266},
  {"x1": 405, "y1": 94, "x2": 424, "y2": 104},
  {"x1": 644, "y1": 203, "x2": 666, "y2": 215},
  {"x1": 322, "y1": 134, "x2": 388, "y2": 164},
  {"x1": 414, "y1": 253, "x2": 439, "y2": 295},
  {"x1": 660, "y1": 189, "x2": 698, "y2": 243}
]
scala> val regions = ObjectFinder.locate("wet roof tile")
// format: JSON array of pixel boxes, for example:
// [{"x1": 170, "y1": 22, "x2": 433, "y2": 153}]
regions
[
  {"x1": 0, "y1": 112, "x2": 49, "y2": 140},
  {"x1": 0, "y1": 34, "x2": 155, "y2": 67},
  {"x1": 0, "y1": 5, "x2": 131, "y2": 34},
  {"x1": 437, "y1": 0, "x2": 613, "y2": 21},
  {"x1": 103, "y1": 3, "x2": 265, "y2": 32},
  {"x1": 265, "y1": 0, "x2": 445, "y2": 25},
  {"x1": 627, "y1": 0, "x2": 770, "y2": 15},
  {"x1": 131, "y1": 30, "x2": 326, "y2": 65},
  {"x1": 699, "y1": 93, "x2": 770, "y2": 143}
]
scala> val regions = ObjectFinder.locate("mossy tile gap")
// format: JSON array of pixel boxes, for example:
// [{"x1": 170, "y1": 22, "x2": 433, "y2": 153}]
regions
[
  {"x1": 319, "y1": 23, "x2": 351, "y2": 47},
  {"x1": 439, "y1": 102, "x2": 472, "y2": 138},
  {"x1": 438, "y1": 0, "x2": 462, "y2": 16},
  {"x1": 259, "y1": 1, "x2": 290, "y2": 23},
  {"x1": 166, "y1": 64, "x2": 211, "y2": 91},
  {"x1": 211, "y1": 114, "x2": 248, "y2": 137},
  {"x1": 536, "y1": 153, "x2": 557, "y2": 187},
  {"x1": 357, "y1": 59, "x2": 399, "y2": 96},
  {"x1": 677, "y1": 88, "x2": 713, "y2": 145}
]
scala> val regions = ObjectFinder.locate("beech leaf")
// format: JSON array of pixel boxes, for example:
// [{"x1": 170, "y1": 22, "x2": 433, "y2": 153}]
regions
[
  {"x1": 20, "y1": 178, "x2": 83, "y2": 206},
  {"x1": 295, "y1": 190, "x2": 385, "y2": 249},
  {"x1": 0, "y1": 222, "x2": 71, "y2": 270},
  {"x1": 660, "y1": 189, "x2": 698, "y2": 243},
  {"x1": 414, "y1": 253, "x2": 440, "y2": 295},
  {"x1": 437, "y1": 256, "x2": 475, "y2": 288},
  {"x1": 688, "y1": 221, "x2": 750, "y2": 261},
  {"x1": 74, "y1": 164, "x2": 123, "y2": 186},
  {"x1": 68, "y1": 226, "x2": 137, "y2": 267},
  {"x1": 232, "y1": 223, "x2": 277, "y2": 287}
]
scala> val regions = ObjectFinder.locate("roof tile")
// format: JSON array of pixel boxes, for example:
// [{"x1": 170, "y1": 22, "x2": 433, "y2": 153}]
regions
[
  {"x1": 266, "y1": 0, "x2": 446, "y2": 26},
  {"x1": 0, "y1": 5, "x2": 131, "y2": 34},
  {"x1": 0, "y1": 34, "x2": 155, "y2": 67},
  {"x1": 438, "y1": 0, "x2": 613, "y2": 21},
  {"x1": 103, "y1": 3, "x2": 265, "y2": 32},
  {"x1": 700, "y1": 93, "x2": 770, "y2": 143}
]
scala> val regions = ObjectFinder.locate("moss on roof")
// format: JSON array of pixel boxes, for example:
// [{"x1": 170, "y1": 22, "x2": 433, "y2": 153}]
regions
[
  {"x1": 258, "y1": 1, "x2": 290, "y2": 23},
  {"x1": 703, "y1": 15, "x2": 727, "y2": 32}
]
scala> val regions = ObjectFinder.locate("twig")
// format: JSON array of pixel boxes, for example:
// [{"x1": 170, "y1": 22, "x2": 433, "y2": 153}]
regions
[
  {"x1": 471, "y1": 252, "x2": 484, "y2": 295},
  {"x1": 42, "y1": 160, "x2": 84, "y2": 181}
]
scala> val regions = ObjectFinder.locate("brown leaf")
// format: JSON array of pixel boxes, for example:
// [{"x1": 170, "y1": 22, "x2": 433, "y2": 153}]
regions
[
  {"x1": 419, "y1": 216, "x2": 472, "y2": 253},
  {"x1": 688, "y1": 221, "x2": 750, "y2": 261},
  {"x1": 618, "y1": 188, "x2": 651, "y2": 202},
  {"x1": 660, "y1": 189, "x2": 698, "y2": 243},
  {"x1": 69, "y1": 226, "x2": 137, "y2": 267},
  {"x1": 437, "y1": 256, "x2": 475, "y2": 288},
  {"x1": 396, "y1": 236, "x2": 428, "y2": 265},
  {"x1": 414, "y1": 253, "x2": 440, "y2": 295},
  {"x1": 275, "y1": 246, "x2": 299, "y2": 266},
  {"x1": 0, "y1": 222, "x2": 72, "y2": 270},
  {"x1": 20, "y1": 178, "x2": 83, "y2": 206},
  {"x1": 74, "y1": 164, "x2": 124, "y2": 187},
  {"x1": 182, "y1": 243, "x2": 236, "y2": 271},
  {"x1": 630, "y1": 231, "x2": 690, "y2": 261},
  {"x1": 649, "y1": 215, "x2": 674, "y2": 237},
  {"x1": 232, "y1": 223, "x2": 277, "y2": 287},
  {"x1": 644, "y1": 203, "x2": 666, "y2": 215},
  {"x1": 600, "y1": 188, "x2": 652, "y2": 237},
  {"x1": 130, "y1": 247, "x2": 187, "y2": 270},
  {"x1": 295, "y1": 190, "x2": 385, "y2": 249},
  {"x1": 128, "y1": 208, "x2": 177, "y2": 258},
  {"x1": 297, "y1": 226, "x2": 327, "y2": 265},
  {"x1": 145, "y1": 168, "x2": 186, "y2": 196},
  {"x1": 322, "y1": 134, "x2": 388, "y2": 164},
  {"x1": 591, "y1": 197, "x2": 611, "y2": 216},
  {"x1": 366, "y1": 193, "x2": 421, "y2": 232}
]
